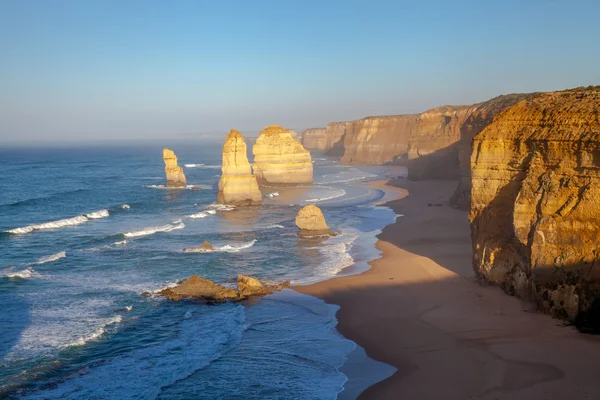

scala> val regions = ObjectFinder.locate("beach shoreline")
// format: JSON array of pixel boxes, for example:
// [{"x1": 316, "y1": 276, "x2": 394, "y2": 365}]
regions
[{"x1": 296, "y1": 178, "x2": 600, "y2": 399}]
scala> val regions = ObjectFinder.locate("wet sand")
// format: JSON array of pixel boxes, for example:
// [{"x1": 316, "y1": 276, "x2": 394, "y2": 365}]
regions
[{"x1": 297, "y1": 178, "x2": 600, "y2": 399}]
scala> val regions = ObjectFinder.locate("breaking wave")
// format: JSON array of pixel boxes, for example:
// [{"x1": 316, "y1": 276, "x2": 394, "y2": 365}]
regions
[
  {"x1": 4, "y1": 210, "x2": 109, "y2": 235},
  {"x1": 146, "y1": 185, "x2": 203, "y2": 190},
  {"x1": 123, "y1": 222, "x2": 185, "y2": 238},
  {"x1": 205, "y1": 203, "x2": 236, "y2": 212},
  {"x1": 65, "y1": 315, "x2": 123, "y2": 348},
  {"x1": 2, "y1": 267, "x2": 37, "y2": 279},
  {"x1": 85, "y1": 209, "x2": 109, "y2": 219},
  {"x1": 306, "y1": 189, "x2": 346, "y2": 203},
  {"x1": 184, "y1": 239, "x2": 257, "y2": 253},
  {"x1": 33, "y1": 251, "x2": 66, "y2": 265}
]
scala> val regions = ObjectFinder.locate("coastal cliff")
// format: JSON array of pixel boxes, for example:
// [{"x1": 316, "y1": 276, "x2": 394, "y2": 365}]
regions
[
  {"x1": 163, "y1": 148, "x2": 187, "y2": 187},
  {"x1": 449, "y1": 94, "x2": 537, "y2": 209},
  {"x1": 469, "y1": 87, "x2": 600, "y2": 324},
  {"x1": 340, "y1": 115, "x2": 418, "y2": 164},
  {"x1": 404, "y1": 106, "x2": 470, "y2": 180},
  {"x1": 252, "y1": 125, "x2": 313, "y2": 184},
  {"x1": 302, "y1": 123, "x2": 348, "y2": 156},
  {"x1": 217, "y1": 129, "x2": 262, "y2": 205}
]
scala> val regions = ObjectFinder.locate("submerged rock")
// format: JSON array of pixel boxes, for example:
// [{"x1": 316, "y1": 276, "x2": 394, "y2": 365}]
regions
[
  {"x1": 217, "y1": 129, "x2": 263, "y2": 205},
  {"x1": 163, "y1": 148, "x2": 187, "y2": 187},
  {"x1": 252, "y1": 125, "x2": 313, "y2": 184},
  {"x1": 158, "y1": 274, "x2": 290, "y2": 302},
  {"x1": 182, "y1": 241, "x2": 214, "y2": 252},
  {"x1": 295, "y1": 205, "x2": 335, "y2": 236}
]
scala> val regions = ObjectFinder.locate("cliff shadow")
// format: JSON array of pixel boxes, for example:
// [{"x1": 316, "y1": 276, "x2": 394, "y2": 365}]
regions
[
  {"x1": 297, "y1": 273, "x2": 600, "y2": 400},
  {"x1": 326, "y1": 134, "x2": 346, "y2": 158},
  {"x1": 406, "y1": 143, "x2": 460, "y2": 180}
]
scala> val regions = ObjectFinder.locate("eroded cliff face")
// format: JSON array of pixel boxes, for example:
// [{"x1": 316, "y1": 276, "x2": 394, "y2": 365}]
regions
[
  {"x1": 302, "y1": 123, "x2": 349, "y2": 156},
  {"x1": 340, "y1": 115, "x2": 418, "y2": 164},
  {"x1": 301, "y1": 128, "x2": 327, "y2": 150},
  {"x1": 252, "y1": 125, "x2": 313, "y2": 184},
  {"x1": 163, "y1": 148, "x2": 187, "y2": 187},
  {"x1": 449, "y1": 94, "x2": 537, "y2": 210},
  {"x1": 405, "y1": 106, "x2": 470, "y2": 180},
  {"x1": 469, "y1": 88, "x2": 600, "y2": 323},
  {"x1": 217, "y1": 129, "x2": 262, "y2": 205}
]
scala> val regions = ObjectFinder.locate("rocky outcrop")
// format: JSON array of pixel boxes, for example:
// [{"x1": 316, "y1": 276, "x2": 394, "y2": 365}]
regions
[
  {"x1": 295, "y1": 205, "x2": 335, "y2": 236},
  {"x1": 183, "y1": 241, "x2": 214, "y2": 252},
  {"x1": 159, "y1": 274, "x2": 290, "y2": 302},
  {"x1": 163, "y1": 148, "x2": 187, "y2": 187},
  {"x1": 217, "y1": 129, "x2": 262, "y2": 205},
  {"x1": 252, "y1": 125, "x2": 313, "y2": 184},
  {"x1": 449, "y1": 94, "x2": 538, "y2": 210},
  {"x1": 469, "y1": 87, "x2": 600, "y2": 326}
]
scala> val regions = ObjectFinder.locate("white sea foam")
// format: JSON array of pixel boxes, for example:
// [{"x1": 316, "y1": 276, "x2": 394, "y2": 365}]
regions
[
  {"x1": 33, "y1": 251, "x2": 66, "y2": 265},
  {"x1": 2, "y1": 267, "x2": 36, "y2": 279},
  {"x1": 4, "y1": 208, "x2": 110, "y2": 234},
  {"x1": 184, "y1": 164, "x2": 202, "y2": 168},
  {"x1": 206, "y1": 203, "x2": 236, "y2": 211},
  {"x1": 146, "y1": 184, "x2": 202, "y2": 190},
  {"x1": 66, "y1": 315, "x2": 123, "y2": 348},
  {"x1": 184, "y1": 239, "x2": 257, "y2": 253},
  {"x1": 5, "y1": 216, "x2": 88, "y2": 234},
  {"x1": 123, "y1": 222, "x2": 185, "y2": 238},
  {"x1": 207, "y1": 210, "x2": 217, "y2": 215},
  {"x1": 188, "y1": 212, "x2": 209, "y2": 219},
  {"x1": 265, "y1": 192, "x2": 279, "y2": 198},
  {"x1": 267, "y1": 224, "x2": 285, "y2": 229},
  {"x1": 114, "y1": 240, "x2": 127, "y2": 246},
  {"x1": 306, "y1": 188, "x2": 346, "y2": 203},
  {"x1": 120, "y1": 204, "x2": 131, "y2": 209},
  {"x1": 25, "y1": 306, "x2": 245, "y2": 400},
  {"x1": 85, "y1": 209, "x2": 109, "y2": 219}
]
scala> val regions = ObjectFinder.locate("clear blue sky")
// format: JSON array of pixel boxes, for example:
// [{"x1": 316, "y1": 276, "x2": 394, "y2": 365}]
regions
[{"x1": 1, "y1": 0, "x2": 599, "y2": 144}]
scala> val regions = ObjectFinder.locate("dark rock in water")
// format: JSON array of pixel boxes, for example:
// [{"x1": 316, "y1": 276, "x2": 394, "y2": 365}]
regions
[
  {"x1": 159, "y1": 275, "x2": 237, "y2": 302},
  {"x1": 182, "y1": 241, "x2": 214, "y2": 252},
  {"x1": 158, "y1": 274, "x2": 290, "y2": 302},
  {"x1": 237, "y1": 275, "x2": 290, "y2": 299}
]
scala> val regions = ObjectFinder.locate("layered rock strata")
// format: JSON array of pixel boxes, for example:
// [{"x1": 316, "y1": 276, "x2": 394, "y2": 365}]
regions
[
  {"x1": 163, "y1": 148, "x2": 187, "y2": 187},
  {"x1": 159, "y1": 275, "x2": 290, "y2": 302},
  {"x1": 252, "y1": 125, "x2": 313, "y2": 184},
  {"x1": 217, "y1": 129, "x2": 262, "y2": 205},
  {"x1": 469, "y1": 87, "x2": 600, "y2": 325},
  {"x1": 295, "y1": 205, "x2": 335, "y2": 236},
  {"x1": 449, "y1": 94, "x2": 537, "y2": 209},
  {"x1": 301, "y1": 124, "x2": 348, "y2": 156},
  {"x1": 340, "y1": 116, "x2": 418, "y2": 164}
]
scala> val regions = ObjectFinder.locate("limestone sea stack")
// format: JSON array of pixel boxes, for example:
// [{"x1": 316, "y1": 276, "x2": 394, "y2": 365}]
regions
[
  {"x1": 163, "y1": 148, "x2": 187, "y2": 187},
  {"x1": 252, "y1": 125, "x2": 313, "y2": 184},
  {"x1": 295, "y1": 204, "x2": 335, "y2": 236},
  {"x1": 469, "y1": 87, "x2": 600, "y2": 327},
  {"x1": 217, "y1": 129, "x2": 262, "y2": 205}
]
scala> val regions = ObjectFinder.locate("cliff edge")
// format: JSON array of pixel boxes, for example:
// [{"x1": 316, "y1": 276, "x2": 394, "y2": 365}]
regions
[{"x1": 469, "y1": 87, "x2": 600, "y2": 325}]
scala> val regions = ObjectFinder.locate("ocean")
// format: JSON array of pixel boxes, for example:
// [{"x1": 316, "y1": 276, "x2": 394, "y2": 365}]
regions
[{"x1": 0, "y1": 142, "x2": 401, "y2": 399}]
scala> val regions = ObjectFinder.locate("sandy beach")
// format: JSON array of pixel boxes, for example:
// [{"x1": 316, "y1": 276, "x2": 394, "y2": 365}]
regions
[{"x1": 297, "y1": 178, "x2": 600, "y2": 399}]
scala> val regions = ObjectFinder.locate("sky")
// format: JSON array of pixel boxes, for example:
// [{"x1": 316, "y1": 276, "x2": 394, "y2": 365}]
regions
[{"x1": 1, "y1": 0, "x2": 599, "y2": 145}]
